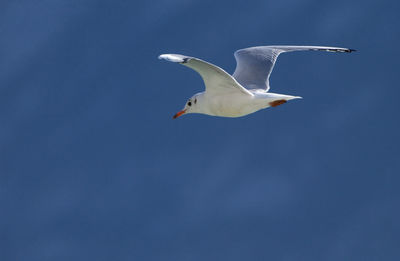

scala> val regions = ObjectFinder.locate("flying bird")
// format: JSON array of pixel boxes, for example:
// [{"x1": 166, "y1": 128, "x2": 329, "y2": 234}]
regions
[{"x1": 159, "y1": 45, "x2": 355, "y2": 119}]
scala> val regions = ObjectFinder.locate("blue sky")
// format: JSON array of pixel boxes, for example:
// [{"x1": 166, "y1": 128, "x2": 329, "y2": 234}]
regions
[{"x1": 1, "y1": 0, "x2": 399, "y2": 260}]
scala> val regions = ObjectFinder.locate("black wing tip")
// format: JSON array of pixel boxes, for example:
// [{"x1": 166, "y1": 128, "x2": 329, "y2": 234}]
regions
[
  {"x1": 319, "y1": 48, "x2": 356, "y2": 53},
  {"x1": 181, "y1": 57, "x2": 190, "y2": 64},
  {"x1": 158, "y1": 54, "x2": 192, "y2": 63},
  {"x1": 330, "y1": 48, "x2": 357, "y2": 53}
]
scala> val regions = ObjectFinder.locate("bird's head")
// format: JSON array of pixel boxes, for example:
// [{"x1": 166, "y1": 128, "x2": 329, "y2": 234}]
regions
[{"x1": 173, "y1": 93, "x2": 203, "y2": 119}]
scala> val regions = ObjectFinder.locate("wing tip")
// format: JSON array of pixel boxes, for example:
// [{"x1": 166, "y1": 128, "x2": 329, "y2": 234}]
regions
[
  {"x1": 158, "y1": 54, "x2": 190, "y2": 63},
  {"x1": 339, "y1": 48, "x2": 356, "y2": 53},
  {"x1": 324, "y1": 48, "x2": 357, "y2": 53}
]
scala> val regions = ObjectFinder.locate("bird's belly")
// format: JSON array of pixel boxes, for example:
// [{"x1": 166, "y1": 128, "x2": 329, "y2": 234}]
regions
[{"x1": 206, "y1": 95, "x2": 266, "y2": 117}]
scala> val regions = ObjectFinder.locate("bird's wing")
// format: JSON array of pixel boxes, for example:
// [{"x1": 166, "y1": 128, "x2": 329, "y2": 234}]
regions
[
  {"x1": 159, "y1": 54, "x2": 253, "y2": 96},
  {"x1": 233, "y1": 45, "x2": 355, "y2": 92}
]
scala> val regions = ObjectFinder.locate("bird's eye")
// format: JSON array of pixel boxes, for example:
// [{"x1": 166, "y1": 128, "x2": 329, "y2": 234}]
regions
[{"x1": 187, "y1": 101, "x2": 192, "y2": 106}]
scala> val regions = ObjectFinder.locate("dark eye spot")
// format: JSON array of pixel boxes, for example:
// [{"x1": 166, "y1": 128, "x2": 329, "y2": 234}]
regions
[
  {"x1": 194, "y1": 98, "x2": 197, "y2": 104},
  {"x1": 188, "y1": 101, "x2": 192, "y2": 106}
]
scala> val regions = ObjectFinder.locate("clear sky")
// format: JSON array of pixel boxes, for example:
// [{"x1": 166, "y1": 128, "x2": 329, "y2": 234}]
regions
[{"x1": 1, "y1": 0, "x2": 399, "y2": 260}]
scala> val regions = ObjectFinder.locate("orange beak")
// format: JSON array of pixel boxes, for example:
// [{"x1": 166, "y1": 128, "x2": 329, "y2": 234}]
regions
[{"x1": 173, "y1": 109, "x2": 186, "y2": 119}]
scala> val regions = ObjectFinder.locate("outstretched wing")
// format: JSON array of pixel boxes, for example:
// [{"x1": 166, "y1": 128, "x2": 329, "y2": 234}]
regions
[
  {"x1": 233, "y1": 45, "x2": 355, "y2": 91},
  {"x1": 159, "y1": 54, "x2": 253, "y2": 96}
]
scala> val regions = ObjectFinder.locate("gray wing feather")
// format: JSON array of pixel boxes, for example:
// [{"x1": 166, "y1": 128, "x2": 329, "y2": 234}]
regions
[
  {"x1": 232, "y1": 45, "x2": 355, "y2": 91},
  {"x1": 159, "y1": 54, "x2": 252, "y2": 96}
]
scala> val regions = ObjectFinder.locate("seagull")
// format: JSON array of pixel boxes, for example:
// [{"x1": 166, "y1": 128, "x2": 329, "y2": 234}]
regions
[{"x1": 159, "y1": 45, "x2": 355, "y2": 119}]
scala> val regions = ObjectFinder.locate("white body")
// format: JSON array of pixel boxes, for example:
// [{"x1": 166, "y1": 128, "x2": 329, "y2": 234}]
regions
[
  {"x1": 159, "y1": 45, "x2": 354, "y2": 118},
  {"x1": 195, "y1": 91, "x2": 300, "y2": 117}
]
